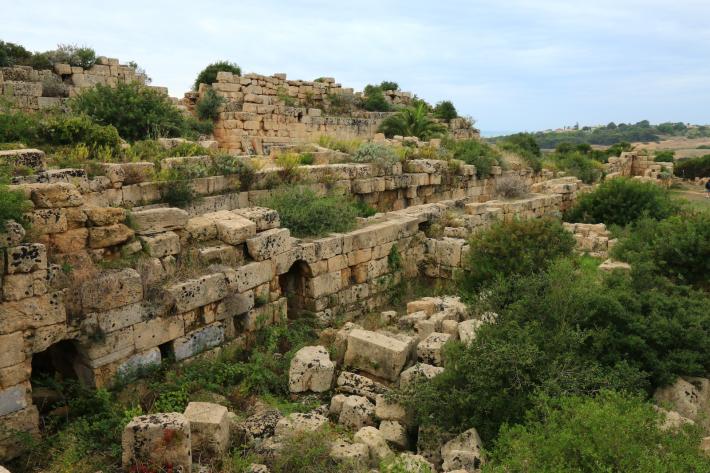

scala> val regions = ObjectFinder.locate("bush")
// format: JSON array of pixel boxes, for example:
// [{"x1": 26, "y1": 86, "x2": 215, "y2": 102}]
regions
[
  {"x1": 71, "y1": 82, "x2": 186, "y2": 141},
  {"x1": 0, "y1": 108, "x2": 41, "y2": 144},
  {"x1": 0, "y1": 183, "x2": 30, "y2": 230},
  {"x1": 361, "y1": 85, "x2": 391, "y2": 112},
  {"x1": 195, "y1": 89, "x2": 225, "y2": 121},
  {"x1": 47, "y1": 44, "x2": 96, "y2": 69},
  {"x1": 674, "y1": 154, "x2": 710, "y2": 179},
  {"x1": 275, "y1": 152, "x2": 304, "y2": 183},
  {"x1": 193, "y1": 61, "x2": 241, "y2": 90},
  {"x1": 484, "y1": 391, "x2": 709, "y2": 473},
  {"x1": 211, "y1": 155, "x2": 256, "y2": 190},
  {"x1": 351, "y1": 143, "x2": 400, "y2": 168},
  {"x1": 378, "y1": 103, "x2": 446, "y2": 141},
  {"x1": 548, "y1": 150, "x2": 603, "y2": 183},
  {"x1": 379, "y1": 81, "x2": 399, "y2": 91},
  {"x1": 40, "y1": 114, "x2": 121, "y2": 151},
  {"x1": 0, "y1": 40, "x2": 33, "y2": 67},
  {"x1": 261, "y1": 187, "x2": 360, "y2": 237},
  {"x1": 654, "y1": 150, "x2": 675, "y2": 162},
  {"x1": 565, "y1": 178, "x2": 678, "y2": 226},
  {"x1": 433, "y1": 100, "x2": 457, "y2": 123},
  {"x1": 613, "y1": 212, "x2": 710, "y2": 289},
  {"x1": 41, "y1": 75, "x2": 69, "y2": 98},
  {"x1": 495, "y1": 175, "x2": 529, "y2": 198},
  {"x1": 460, "y1": 218, "x2": 575, "y2": 293},
  {"x1": 444, "y1": 138, "x2": 500, "y2": 178},
  {"x1": 318, "y1": 135, "x2": 362, "y2": 154},
  {"x1": 497, "y1": 133, "x2": 543, "y2": 172}
]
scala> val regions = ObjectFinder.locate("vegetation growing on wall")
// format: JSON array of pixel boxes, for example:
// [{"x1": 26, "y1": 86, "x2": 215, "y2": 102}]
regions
[
  {"x1": 0, "y1": 40, "x2": 96, "y2": 69},
  {"x1": 193, "y1": 60, "x2": 242, "y2": 90},
  {"x1": 378, "y1": 103, "x2": 447, "y2": 140}
]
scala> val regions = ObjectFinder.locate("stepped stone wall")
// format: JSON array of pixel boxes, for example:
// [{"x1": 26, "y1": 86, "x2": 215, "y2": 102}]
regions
[
  {"x1": 0, "y1": 57, "x2": 159, "y2": 113},
  {"x1": 0, "y1": 154, "x2": 578, "y2": 461},
  {"x1": 606, "y1": 151, "x2": 673, "y2": 181}
]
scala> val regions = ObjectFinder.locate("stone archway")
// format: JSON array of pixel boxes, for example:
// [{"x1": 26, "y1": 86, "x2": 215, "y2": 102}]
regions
[{"x1": 278, "y1": 260, "x2": 312, "y2": 316}]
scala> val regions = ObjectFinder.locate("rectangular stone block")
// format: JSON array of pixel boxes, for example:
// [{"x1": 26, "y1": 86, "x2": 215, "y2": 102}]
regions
[
  {"x1": 225, "y1": 261, "x2": 273, "y2": 293},
  {"x1": 246, "y1": 228, "x2": 291, "y2": 261},
  {"x1": 130, "y1": 207, "x2": 189, "y2": 235},
  {"x1": 89, "y1": 302, "x2": 144, "y2": 333},
  {"x1": 2, "y1": 270, "x2": 47, "y2": 301},
  {"x1": 0, "y1": 291, "x2": 66, "y2": 335},
  {"x1": 140, "y1": 231, "x2": 180, "y2": 257},
  {"x1": 6, "y1": 244, "x2": 46, "y2": 274},
  {"x1": 0, "y1": 381, "x2": 29, "y2": 416},
  {"x1": 344, "y1": 330, "x2": 412, "y2": 381},
  {"x1": 172, "y1": 323, "x2": 225, "y2": 361},
  {"x1": 0, "y1": 332, "x2": 25, "y2": 369},
  {"x1": 81, "y1": 269, "x2": 142, "y2": 311},
  {"x1": 214, "y1": 214, "x2": 257, "y2": 245},
  {"x1": 28, "y1": 183, "x2": 82, "y2": 208},
  {"x1": 167, "y1": 273, "x2": 229, "y2": 312},
  {"x1": 133, "y1": 316, "x2": 185, "y2": 351},
  {"x1": 233, "y1": 207, "x2": 280, "y2": 231},
  {"x1": 116, "y1": 347, "x2": 161, "y2": 378}
]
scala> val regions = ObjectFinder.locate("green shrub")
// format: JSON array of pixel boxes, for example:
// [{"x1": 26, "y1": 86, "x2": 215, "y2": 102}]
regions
[
  {"x1": 211, "y1": 155, "x2": 256, "y2": 190},
  {"x1": 548, "y1": 150, "x2": 603, "y2": 183},
  {"x1": 193, "y1": 61, "x2": 241, "y2": 90},
  {"x1": 275, "y1": 152, "x2": 304, "y2": 183},
  {"x1": 299, "y1": 152, "x2": 315, "y2": 165},
  {"x1": 378, "y1": 103, "x2": 446, "y2": 140},
  {"x1": 565, "y1": 178, "x2": 678, "y2": 226},
  {"x1": 379, "y1": 81, "x2": 399, "y2": 91},
  {"x1": 674, "y1": 154, "x2": 710, "y2": 179},
  {"x1": 433, "y1": 100, "x2": 457, "y2": 123},
  {"x1": 351, "y1": 143, "x2": 400, "y2": 168},
  {"x1": 0, "y1": 183, "x2": 30, "y2": 230},
  {"x1": 654, "y1": 150, "x2": 675, "y2": 162},
  {"x1": 0, "y1": 108, "x2": 41, "y2": 144},
  {"x1": 71, "y1": 82, "x2": 186, "y2": 141},
  {"x1": 361, "y1": 85, "x2": 391, "y2": 112},
  {"x1": 0, "y1": 40, "x2": 33, "y2": 67},
  {"x1": 261, "y1": 187, "x2": 359, "y2": 238},
  {"x1": 484, "y1": 390, "x2": 709, "y2": 473},
  {"x1": 40, "y1": 114, "x2": 120, "y2": 151},
  {"x1": 444, "y1": 138, "x2": 500, "y2": 178},
  {"x1": 613, "y1": 212, "x2": 710, "y2": 289},
  {"x1": 497, "y1": 133, "x2": 543, "y2": 172},
  {"x1": 195, "y1": 89, "x2": 225, "y2": 121},
  {"x1": 460, "y1": 218, "x2": 575, "y2": 293},
  {"x1": 47, "y1": 44, "x2": 96, "y2": 69},
  {"x1": 317, "y1": 135, "x2": 362, "y2": 154}
]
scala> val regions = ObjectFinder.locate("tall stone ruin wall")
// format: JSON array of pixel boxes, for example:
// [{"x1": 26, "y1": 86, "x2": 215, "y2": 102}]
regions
[
  {"x1": 606, "y1": 151, "x2": 673, "y2": 181},
  {"x1": 187, "y1": 72, "x2": 478, "y2": 154}
]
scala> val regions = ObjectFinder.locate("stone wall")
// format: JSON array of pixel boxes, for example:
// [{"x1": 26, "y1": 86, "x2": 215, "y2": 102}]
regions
[
  {"x1": 606, "y1": 151, "x2": 673, "y2": 181},
  {"x1": 189, "y1": 72, "x2": 478, "y2": 154},
  {"x1": 0, "y1": 57, "x2": 159, "y2": 113}
]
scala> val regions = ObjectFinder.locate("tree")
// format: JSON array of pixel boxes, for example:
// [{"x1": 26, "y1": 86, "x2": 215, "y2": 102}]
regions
[
  {"x1": 193, "y1": 61, "x2": 241, "y2": 90},
  {"x1": 379, "y1": 80, "x2": 399, "y2": 91},
  {"x1": 361, "y1": 85, "x2": 391, "y2": 112},
  {"x1": 377, "y1": 102, "x2": 446, "y2": 140},
  {"x1": 433, "y1": 100, "x2": 458, "y2": 122}
]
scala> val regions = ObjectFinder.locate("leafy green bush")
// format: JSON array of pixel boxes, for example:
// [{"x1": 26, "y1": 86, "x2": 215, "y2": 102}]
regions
[
  {"x1": 361, "y1": 85, "x2": 391, "y2": 112},
  {"x1": 565, "y1": 178, "x2": 678, "y2": 226},
  {"x1": 0, "y1": 41, "x2": 96, "y2": 69},
  {"x1": 46, "y1": 44, "x2": 96, "y2": 69},
  {"x1": 379, "y1": 81, "x2": 399, "y2": 91},
  {"x1": 261, "y1": 187, "x2": 359, "y2": 237},
  {"x1": 193, "y1": 61, "x2": 241, "y2": 90},
  {"x1": 195, "y1": 88, "x2": 225, "y2": 121},
  {"x1": 211, "y1": 155, "x2": 256, "y2": 190},
  {"x1": 674, "y1": 154, "x2": 710, "y2": 179},
  {"x1": 0, "y1": 108, "x2": 41, "y2": 144},
  {"x1": 443, "y1": 138, "x2": 500, "y2": 178},
  {"x1": 378, "y1": 103, "x2": 446, "y2": 140},
  {"x1": 71, "y1": 82, "x2": 186, "y2": 141},
  {"x1": 484, "y1": 390, "x2": 709, "y2": 473},
  {"x1": 299, "y1": 152, "x2": 315, "y2": 165},
  {"x1": 613, "y1": 212, "x2": 710, "y2": 289},
  {"x1": 0, "y1": 182, "x2": 30, "y2": 230},
  {"x1": 654, "y1": 150, "x2": 675, "y2": 162},
  {"x1": 547, "y1": 150, "x2": 603, "y2": 183},
  {"x1": 460, "y1": 218, "x2": 575, "y2": 293},
  {"x1": 40, "y1": 114, "x2": 120, "y2": 151},
  {"x1": 351, "y1": 143, "x2": 400, "y2": 168},
  {"x1": 433, "y1": 100, "x2": 457, "y2": 123},
  {"x1": 0, "y1": 40, "x2": 33, "y2": 67},
  {"x1": 497, "y1": 133, "x2": 543, "y2": 172}
]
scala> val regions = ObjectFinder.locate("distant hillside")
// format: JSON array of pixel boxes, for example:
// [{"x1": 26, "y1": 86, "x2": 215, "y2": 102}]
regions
[{"x1": 492, "y1": 121, "x2": 710, "y2": 149}]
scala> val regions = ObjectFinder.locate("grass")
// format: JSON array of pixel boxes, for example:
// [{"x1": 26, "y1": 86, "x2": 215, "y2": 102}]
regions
[{"x1": 670, "y1": 181, "x2": 710, "y2": 212}]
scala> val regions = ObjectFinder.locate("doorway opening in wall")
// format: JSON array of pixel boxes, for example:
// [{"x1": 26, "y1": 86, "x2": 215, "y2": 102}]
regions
[
  {"x1": 30, "y1": 340, "x2": 84, "y2": 414},
  {"x1": 279, "y1": 260, "x2": 312, "y2": 317}
]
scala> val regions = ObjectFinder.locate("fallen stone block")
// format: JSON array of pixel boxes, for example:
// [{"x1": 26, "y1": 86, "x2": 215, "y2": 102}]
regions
[
  {"x1": 339, "y1": 395, "x2": 376, "y2": 431},
  {"x1": 379, "y1": 420, "x2": 408, "y2": 449},
  {"x1": 289, "y1": 345, "x2": 335, "y2": 393},
  {"x1": 274, "y1": 412, "x2": 328, "y2": 438},
  {"x1": 121, "y1": 412, "x2": 192, "y2": 471},
  {"x1": 344, "y1": 329, "x2": 412, "y2": 381},
  {"x1": 336, "y1": 371, "x2": 388, "y2": 401},
  {"x1": 458, "y1": 319, "x2": 483, "y2": 345},
  {"x1": 417, "y1": 332, "x2": 451, "y2": 366},
  {"x1": 329, "y1": 439, "x2": 369, "y2": 466},
  {"x1": 399, "y1": 363, "x2": 444, "y2": 388},
  {"x1": 140, "y1": 231, "x2": 180, "y2": 257},
  {"x1": 441, "y1": 427, "x2": 485, "y2": 472},
  {"x1": 184, "y1": 401, "x2": 230, "y2": 454},
  {"x1": 354, "y1": 426, "x2": 393, "y2": 466}
]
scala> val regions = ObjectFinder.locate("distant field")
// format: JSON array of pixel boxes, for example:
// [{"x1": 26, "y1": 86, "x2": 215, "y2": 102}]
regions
[
  {"x1": 671, "y1": 181, "x2": 709, "y2": 211},
  {"x1": 634, "y1": 137, "x2": 710, "y2": 159}
]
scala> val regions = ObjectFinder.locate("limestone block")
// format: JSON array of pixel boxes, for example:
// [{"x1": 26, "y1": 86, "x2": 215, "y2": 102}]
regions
[
  {"x1": 140, "y1": 231, "x2": 180, "y2": 257},
  {"x1": 84, "y1": 207, "x2": 126, "y2": 226},
  {"x1": 329, "y1": 439, "x2": 369, "y2": 466},
  {"x1": 344, "y1": 329, "x2": 412, "y2": 381},
  {"x1": 354, "y1": 426, "x2": 393, "y2": 465},
  {"x1": 654, "y1": 377, "x2": 710, "y2": 428},
  {"x1": 379, "y1": 420, "x2": 408, "y2": 449},
  {"x1": 0, "y1": 360, "x2": 30, "y2": 389},
  {"x1": 0, "y1": 220, "x2": 25, "y2": 248},
  {"x1": 407, "y1": 298, "x2": 437, "y2": 315},
  {"x1": 81, "y1": 269, "x2": 142, "y2": 311},
  {"x1": 0, "y1": 148, "x2": 46, "y2": 171},
  {"x1": 116, "y1": 348, "x2": 161, "y2": 378},
  {"x1": 392, "y1": 453, "x2": 435, "y2": 472},
  {"x1": 417, "y1": 332, "x2": 451, "y2": 366},
  {"x1": 167, "y1": 273, "x2": 228, "y2": 312},
  {"x1": 6, "y1": 244, "x2": 47, "y2": 274},
  {"x1": 289, "y1": 345, "x2": 335, "y2": 393},
  {"x1": 0, "y1": 332, "x2": 25, "y2": 369},
  {"x1": 235, "y1": 406, "x2": 283, "y2": 443},
  {"x1": 25, "y1": 209, "x2": 67, "y2": 234},
  {"x1": 215, "y1": 215, "x2": 257, "y2": 245},
  {"x1": 225, "y1": 261, "x2": 273, "y2": 293},
  {"x1": 399, "y1": 363, "x2": 444, "y2": 388},
  {"x1": 441, "y1": 427, "x2": 485, "y2": 472},
  {"x1": 339, "y1": 395, "x2": 376, "y2": 431},
  {"x1": 185, "y1": 216, "x2": 217, "y2": 241},
  {"x1": 458, "y1": 319, "x2": 483, "y2": 345},
  {"x1": 2, "y1": 270, "x2": 47, "y2": 301},
  {"x1": 184, "y1": 401, "x2": 230, "y2": 454},
  {"x1": 172, "y1": 323, "x2": 225, "y2": 361},
  {"x1": 0, "y1": 291, "x2": 66, "y2": 334},
  {"x1": 0, "y1": 405, "x2": 39, "y2": 460},
  {"x1": 274, "y1": 412, "x2": 328, "y2": 438},
  {"x1": 121, "y1": 412, "x2": 192, "y2": 471},
  {"x1": 216, "y1": 291, "x2": 255, "y2": 320},
  {"x1": 375, "y1": 395, "x2": 410, "y2": 425},
  {"x1": 233, "y1": 207, "x2": 280, "y2": 231},
  {"x1": 246, "y1": 228, "x2": 291, "y2": 261},
  {"x1": 130, "y1": 207, "x2": 189, "y2": 235},
  {"x1": 133, "y1": 316, "x2": 185, "y2": 351},
  {"x1": 29, "y1": 183, "x2": 82, "y2": 208},
  {"x1": 307, "y1": 271, "x2": 342, "y2": 298},
  {"x1": 88, "y1": 223, "x2": 134, "y2": 249},
  {"x1": 599, "y1": 259, "x2": 631, "y2": 272},
  {"x1": 336, "y1": 371, "x2": 388, "y2": 402},
  {"x1": 398, "y1": 310, "x2": 428, "y2": 329},
  {"x1": 0, "y1": 381, "x2": 29, "y2": 416},
  {"x1": 434, "y1": 238, "x2": 465, "y2": 267},
  {"x1": 28, "y1": 323, "x2": 67, "y2": 353},
  {"x1": 329, "y1": 394, "x2": 348, "y2": 417}
]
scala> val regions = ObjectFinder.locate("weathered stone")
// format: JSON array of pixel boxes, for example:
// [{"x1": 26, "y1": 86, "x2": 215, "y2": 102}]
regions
[
  {"x1": 0, "y1": 291, "x2": 66, "y2": 335},
  {"x1": 441, "y1": 427, "x2": 485, "y2": 472},
  {"x1": 0, "y1": 405, "x2": 39, "y2": 460},
  {"x1": 329, "y1": 439, "x2": 369, "y2": 466},
  {"x1": 654, "y1": 377, "x2": 710, "y2": 430},
  {"x1": 379, "y1": 420, "x2": 408, "y2": 449},
  {"x1": 88, "y1": 223, "x2": 134, "y2": 248},
  {"x1": 375, "y1": 394, "x2": 410, "y2": 425},
  {"x1": 51, "y1": 228, "x2": 88, "y2": 253},
  {"x1": 274, "y1": 412, "x2": 328, "y2": 438},
  {"x1": 140, "y1": 231, "x2": 180, "y2": 257},
  {"x1": 344, "y1": 329, "x2": 412, "y2": 381},
  {"x1": 2, "y1": 270, "x2": 47, "y2": 301},
  {"x1": 354, "y1": 426, "x2": 393, "y2": 465},
  {"x1": 329, "y1": 394, "x2": 348, "y2": 417},
  {"x1": 246, "y1": 228, "x2": 291, "y2": 261},
  {"x1": 399, "y1": 363, "x2": 444, "y2": 388},
  {"x1": 130, "y1": 207, "x2": 189, "y2": 235},
  {"x1": 224, "y1": 261, "x2": 273, "y2": 293},
  {"x1": 336, "y1": 371, "x2": 388, "y2": 401},
  {"x1": 0, "y1": 381, "x2": 29, "y2": 416},
  {"x1": 121, "y1": 412, "x2": 192, "y2": 471},
  {"x1": 184, "y1": 401, "x2": 230, "y2": 454},
  {"x1": 185, "y1": 216, "x2": 217, "y2": 241},
  {"x1": 233, "y1": 207, "x2": 280, "y2": 231},
  {"x1": 407, "y1": 298, "x2": 437, "y2": 315},
  {"x1": 167, "y1": 273, "x2": 228, "y2": 312},
  {"x1": 172, "y1": 323, "x2": 225, "y2": 361},
  {"x1": 0, "y1": 220, "x2": 25, "y2": 247},
  {"x1": 417, "y1": 332, "x2": 451, "y2": 366},
  {"x1": 289, "y1": 345, "x2": 335, "y2": 393},
  {"x1": 133, "y1": 316, "x2": 185, "y2": 351},
  {"x1": 339, "y1": 395, "x2": 376, "y2": 430},
  {"x1": 25, "y1": 209, "x2": 67, "y2": 234},
  {"x1": 84, "y1": 207, "x2": 126, "y2": 226},
  {"x1": 390, "y1": 453, "x2": 435, "y2": 473},
  {"x1": 237, "y1": 407, "x2": 282, "y2": 442},
  {"x1": 6, "y1": 244, "x2": 46, "y2": 274},
  {"x1": 458, "y1": 319, "x2": 483, "y2": 345},
  {"x1": 215, "y1": 291, "x2": 255, "y2": 320},
  {"x1": 0, "y1": 148, "x2": 46, "y2": 171},
  {"x1": 599, "y1": 258, "x2": 631, "y2": 272},
  {"x1": 81, "y1": 268, "x2": 142, "y2": 311},
  {"x1": 29, "y1": 183, "x2": 82, "y2": 208},
  {"x1": 212, "y1": 213, "x2": 257, "y2": 245},
  {"x1": 117, "y1": 348, "x2": 161, "y2": 378},
  {"x1": 0, "y1": 333, "x2": 25, "y2": 369}
]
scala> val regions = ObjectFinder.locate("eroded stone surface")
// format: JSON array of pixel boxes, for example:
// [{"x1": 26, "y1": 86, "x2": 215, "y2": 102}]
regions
[{"x1": 289, "y1": 345, "x2": 335, "y2": 393}]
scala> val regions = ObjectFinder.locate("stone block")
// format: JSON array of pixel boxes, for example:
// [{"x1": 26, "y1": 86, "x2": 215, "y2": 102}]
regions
[
  {"x1": 399, "y1": 363, "x2": 444, "y2": 388},
  {"x1": 215, "y1": 215, "x2": 257, "y2": 245},
  {"x1": 167, "y1": 273, "x2": 228, "y2": 312},
  {"x1": 2, "y1": 270, "x2": 47, "y2": 301},
  {"x1": 289, "y1": 345, "x2": 335, "y2": 393},
  {"x1": 354, "y1": 426, "x2": 392, "y2": 465},
  {"x1": 0, "y1": 220, "x2": 25, "y2": 248},
  {"x1": 133, "y1": 316, "x2": 185, "y2": 351},
  {"x1": 336, "y1": 371, "x2": 388, "y2": 401},
  {"x1": 441, "y1": 427, "x2": 485, "y2": 472},
  {"x1": 215, "y1": 291, "x2": 254, "y2": 320},
  {"x1": 121, "y1": 413, "x2": 192, "y2": 471},
  {"x1": 130, "y1": 207, "x2": 188, "y2": 235},
  {"x1": 0, "y1": 360, "x2": 31, "y2": 390},
  {"x1": 233, "y1": 207, "x2": 280, "y2": 231},
  {"x1": 0, "y1": 332, "x2": 25, "y2": 369},
  {"x1": 84, "y1": 207, "x2": 126, "y2": 226},
  {"x1": 246, "y1": 228, "x2": 291, "y2": 261},
  {"x1": 417, "y1": 332, "x2": 451, "y2": 366},
  {"x1": 29, "y1": 183, "x2": 82, "y2": 208},
  {"x1": 344, "y1": 329, "x2": 412, "y2": 381},
  {"x1": 0, "y1": 148, "x2": 46, "y2": 171},
  {"x1": 88, "y1": 223, "x2": 134, "y2": 249},
  {"x1": 329, "y1": 439, "x2": 369, "y2": 466},
  {"x1": 6, "y1": 244, "x2": 46, "y2": 274},
  {"x1": 339, "y1": 395, "x2": 376, "y2": 431},
  {"x1": 375, "y1": 395, "x2": 410, "y2": 425},
  {"x1": 0, "y1": 405, "x2": 39, "y2": 460},
  {"x1": 116, "y1": 348, "x2": 161, "y2": 378},
  {"x1": 0, "y1": 291, "x2": 65, "y2": 334},
  {"x1": 274, "y1": 412, "x2": 329, "y2": 438},
  {"x1": 172, "y1": 323, "x2": 225, "y2": 361},
  {"x1": 225, "y1": 261, "x2": 273, "y2": 293},
  {"x1": 0, "y1": 381, "x2": 29, "y2": 416},
  {"x1": 25, "y1": 209, "x2": 67, "y2": 234},
  {"x1": 458, "y1": 319, "x2": 483, "y2": 345},
  {"x1": 140, "y1": 231, "x2": 180, "y2": 257},
  {"x1": 379, "y1": 420, "x2": 408, "y2": 449},
  {"x1": 51, "y1": 228, "x2": 88, "y2": 253},
  {"x1": 407, "y1": 298, "x2": 437, "y2": 315},
  {"x1": 184, "y1": 401, "x2": 230, "y2": 454},
  {"x1": 81, "y1": 269, "x2": 142, "y2": 311}
]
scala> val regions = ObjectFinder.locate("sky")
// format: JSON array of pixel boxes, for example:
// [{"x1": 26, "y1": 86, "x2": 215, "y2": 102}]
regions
[{"x1": 4, "y1": 0, "x2": 710, "y2": 134}]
